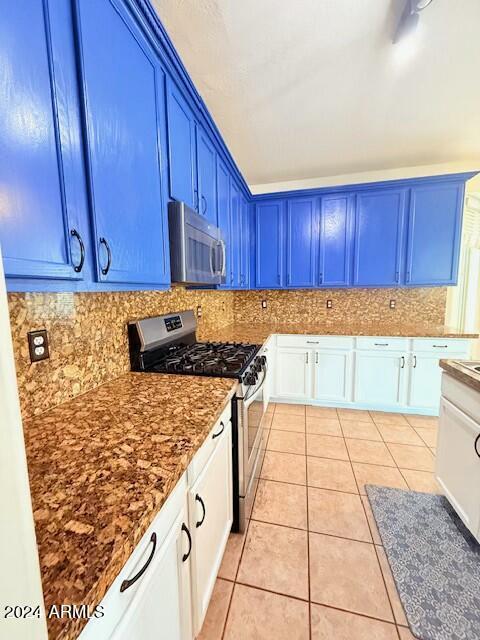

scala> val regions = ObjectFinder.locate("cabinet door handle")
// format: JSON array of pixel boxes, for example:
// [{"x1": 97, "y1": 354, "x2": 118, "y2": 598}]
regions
[
  {"x1": 319, "y1": 272, "x2": 323, "y2": 284},
  {"x1": 120, "y1": 532, "x2": 156, "y2": 592},
  {"x1": 413, "y1": 355, "x2": 417, "y2": 368},
  {"x1": 194, "y1": 189, "x2": 199, "y2": 211},
  {"x1": 474, "y1": 434, "x2": 480, "y2": 459},
  {"x1": 195, "y1": 494, "x2": 206, "y2": 528},
  {"x1": 181, "y1": 523, "x2": 192, "y2": 562},
  {"x1": 212, "y1": 421, "x2": 225, "y2": 439},
  {"x1": 306, "y1": 352, "x2": 309, "y2": 364},
  {"x1": 277, "y1": 273, "x2": 281, "y2": 284},
  {"x1": 201, "y1": 194, "x2": 207, "y2": 214},
  {"x1": 395, "y1": 270, "x2": 399, "y2": 282},
  {"x1": 99, "y1": 237, "x2": 112, "y2": 276},
  {"x1": 70, "y1": 229, "x2": 85, "y2": 273},
  {"x1": 400, "y1": 356, "x2": 405, "y2": 368},
  {"x1": 315, "y1": 352, "x2": 318, "y2": 364}
]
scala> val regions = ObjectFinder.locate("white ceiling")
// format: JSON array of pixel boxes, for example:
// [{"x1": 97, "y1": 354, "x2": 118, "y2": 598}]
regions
[{"x1": 153, "y1": 0, "x2": 480, "y2": 189}]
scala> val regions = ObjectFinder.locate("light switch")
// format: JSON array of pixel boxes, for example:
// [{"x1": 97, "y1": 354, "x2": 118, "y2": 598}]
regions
[
  {"x1": 262, "y1": 300, "x2": 267, "y2": 309},
  {"x1": 390, "y1": 299, "x2": 396, "y2": 309},
  {"x1": 326, "y1": 299, "x2": 333, "y2": 309}
]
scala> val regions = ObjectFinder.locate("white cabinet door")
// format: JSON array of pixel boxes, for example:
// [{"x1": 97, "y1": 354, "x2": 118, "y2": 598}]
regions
[
  {"x1": 189, "y1": 422, "x2": 233, "y2": 634},
  {"x1": 354, "y1": 351, "x2": 406, "y2": 407},
  {"x1": 436, "y1": 398, "x2": 480, "y2": 540},
  {"x1": 275, "y1": 348, "x2": 312, "y2": 401},
  {"x1": 111, "y1": 503, "x2": 192, "y2": 640},
  {"x1": 313, "y1": 349, "x2": 353, "y2": 403},
  {"x1": 407, "y1": 354, "x2": 444, "y2": 411}
]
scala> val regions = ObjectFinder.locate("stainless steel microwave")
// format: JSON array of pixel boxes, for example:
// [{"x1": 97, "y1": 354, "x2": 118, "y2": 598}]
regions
[{"x1": 168, "y1": 201, "x2": 226, "y2": 286}]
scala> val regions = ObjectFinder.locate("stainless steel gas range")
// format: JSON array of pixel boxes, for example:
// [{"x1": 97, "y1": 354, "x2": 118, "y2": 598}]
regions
[{"x1": 127, "y1": 310, "x2": 268, "y2": 532}]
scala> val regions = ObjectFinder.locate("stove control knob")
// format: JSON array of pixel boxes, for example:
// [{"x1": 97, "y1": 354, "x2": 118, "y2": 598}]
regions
[{"x1": 259, "y1": 355, "x2": 267, "y2": 366}]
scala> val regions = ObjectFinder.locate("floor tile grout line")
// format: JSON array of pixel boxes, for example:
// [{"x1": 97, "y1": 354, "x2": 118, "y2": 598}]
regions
[{"x1": 304, "y1": 429, "x2": 312, "y2": 640}]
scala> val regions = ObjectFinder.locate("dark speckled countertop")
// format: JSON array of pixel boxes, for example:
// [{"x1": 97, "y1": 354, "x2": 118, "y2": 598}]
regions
[
  {"x1": 197, "y1": 322, "x2": 478, "y2": 343},
  {"x1": 23, "y1": 372, "x2": 237, "y2": 640},
  {"x1": 440, "y1": 360, "x2": 480, "y2": 393}
]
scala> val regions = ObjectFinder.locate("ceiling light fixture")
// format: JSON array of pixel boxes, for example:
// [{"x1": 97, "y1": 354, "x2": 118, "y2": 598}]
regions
[{"x1": 393, "y1": 0, "x2": 434, "y2": 44}]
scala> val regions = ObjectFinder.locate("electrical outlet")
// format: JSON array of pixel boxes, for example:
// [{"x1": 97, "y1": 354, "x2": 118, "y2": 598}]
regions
[
  {"x1": 196, "y1": 305, "x2": 202, "y2": 318},
  {"x1": 261, "y1": 300, "x2": 267, "y2": 309},
  {"x1": 389, "y1": 299, "x2": 396, "y2": 309},
  {"x1": 28, "y1": 329, "x2": 49, "y2": 363},
  {"x1": 326, "y1": 299, "x2": 333, "y2": 309}
]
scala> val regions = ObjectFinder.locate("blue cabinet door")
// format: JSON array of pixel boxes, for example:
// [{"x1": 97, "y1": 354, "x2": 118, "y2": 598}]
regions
[
  {"x1": 353, "y1": 189, "x2": 407, "y2": 286},
  {"x1": 166, "y1": 78, "x2": 197, "y2": 210},
  {"x1": 229, "y1": 180, "x2": 241, "y2": 288},
  {"x1": 196, "y1": 126, "x2": 217, "y2": 225},
  {"x1": 286, "y1": 198, "x2": 317, "y2": 287},
  {"x1": 319, "y1": 194, "x2": 354, "y2": 286},
  {"x1": 0, "y1": 0, "x2": 86, "y2": 281},
  {"x1": 406, "y1": 182, "x2": 464, "y2": 286},
  {"x1": 75, "y1": 0, "x2": 170, "y2": 285},
  {"x1": 255, "y1": 200, "x2": 284, "y2": 288},
  {"x1": 216, "y1": 158, "x2": 231, "y2": 287},
  {"x1": 239, "y1": 195, "x2": 250, "y2": 288}
]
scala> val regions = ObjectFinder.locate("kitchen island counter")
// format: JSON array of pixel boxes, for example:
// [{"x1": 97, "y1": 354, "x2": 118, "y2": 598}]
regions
[{"x1": 23, "y1": 372, "x2": 237, "y2": 640}]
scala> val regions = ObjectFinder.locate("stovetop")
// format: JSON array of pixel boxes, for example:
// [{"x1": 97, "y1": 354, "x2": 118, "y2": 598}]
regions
[{"x1": 147, "y1": 341, "x2": 260, "y2": 378}]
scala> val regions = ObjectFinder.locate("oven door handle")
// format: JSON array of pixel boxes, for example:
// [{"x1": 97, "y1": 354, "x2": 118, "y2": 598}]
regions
[{"x1": 209, "y1": 242, "x2": 215, "y2": 277}]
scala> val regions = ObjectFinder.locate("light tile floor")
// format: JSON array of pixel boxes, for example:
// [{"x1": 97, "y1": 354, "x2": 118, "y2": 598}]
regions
[{"x1": 198, "y1": 404, "x2": 440, "y2": 639}]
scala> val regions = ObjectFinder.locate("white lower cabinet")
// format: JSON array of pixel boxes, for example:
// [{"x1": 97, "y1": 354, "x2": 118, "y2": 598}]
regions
[
  {"x1": 188, "y1": 421, "x2": 232, "y2": 634},
  {"x1": 436, "y1": 397, "x2": 480, "y2": 541},
  {"x1": 111, "y1": 503, "x2": 192, "y2": 640},
  {"x1": 354, "y1": 351, "x2": 406, "y2": 407},
  {"x1": 275, "y1": 348, "x2": 312, "y2": 400},
  {"x1": 80, "y1": 403, "x2": 233, "y2": 640},
  {"x1": 272, "y1": 335, "x2": 471, "y2": 415},
  {"x1": 313, "y1": 349, "x2": 352, "y2": 403}
]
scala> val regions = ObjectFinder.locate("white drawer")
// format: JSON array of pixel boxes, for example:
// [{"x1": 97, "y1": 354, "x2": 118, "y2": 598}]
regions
[
  {"x1": 356, "y1": 337, "x2": 408, "y2": 351},
  {"x1": 412, "y1": 338, "x2": 471, "y2": 355},
  {"x1": 276, "y1": 335, "x2": 354, "y2": 349},
  {"x1": 187, "y1": 401, "x2": 232, "y2": 484}
]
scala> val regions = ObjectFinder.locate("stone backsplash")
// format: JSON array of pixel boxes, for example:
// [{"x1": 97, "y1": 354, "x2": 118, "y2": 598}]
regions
[
  {"x1": 8, "y1": 286, "x2": 446, "y2": 419},
  {"x1": 8, "y1": 288, "x2": 234, "y2": 419},
  {"x1": 232, "y1": 288, "x2": 447, "y2": 326}
]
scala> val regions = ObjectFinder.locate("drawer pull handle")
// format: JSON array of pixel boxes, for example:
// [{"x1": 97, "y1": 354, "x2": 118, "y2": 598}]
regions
[
  {"x1": 433, "y1": 345, "x2": 448, "y2": 349},
  {"x1": 374, "y1": 343, "x2": 389, "y2": 346},
  {"x1": 475, "y1": 435, "x2": 480, "y2": 459},
  {"x1": 120, "y1": 532, "x2": 156, "y2": 592},
  {"x1": 400, "y1": 356, "x2": 405, "y2": 368},
  {"x1": 195, "y1": 494, "x2": 206, "y2": 528},
  {"x1": 212, "y1": 421, "x2": 225, "y2": 440},
  {"x1": 181, "y1": 523, "x2": 192, "y2": 562},
  {"x1": 306, "y1": 341, "x2": 319, "y2": 344},
  {"x1": 413, "y1": 355, "x2": 417, "y2": 368}
]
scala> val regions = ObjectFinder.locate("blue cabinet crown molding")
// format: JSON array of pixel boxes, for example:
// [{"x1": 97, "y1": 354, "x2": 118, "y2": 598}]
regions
[{"x1": 251, "y1": 172, "x2": 479, "y2": 203}]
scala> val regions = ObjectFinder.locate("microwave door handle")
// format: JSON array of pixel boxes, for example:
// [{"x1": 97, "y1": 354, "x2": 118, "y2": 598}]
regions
[{"x1": 220, "y1": 240, "x2": 226, "y2": 276}]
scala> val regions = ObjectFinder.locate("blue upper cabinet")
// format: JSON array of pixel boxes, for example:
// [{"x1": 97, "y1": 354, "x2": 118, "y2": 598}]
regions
[
  {"x1": 255, "y1": 200, "x2": 284, "y2": 288},
  {"x1": 353, "y1": 188, "x2": 407, "y2": 287},
  {"x1": 166, "y1": 78, "x2": 197, "y2": 210},
  {"x1": 405, "y1": 181, "x2": 464, "y2": 286},
  {"x1": 196, "y1": 125, "x2": 217, "y2": 225},
  {"x1": 0, "y1": 0, "x2": 87, "y2": 282},
  {"x1": 229, "y1": 180, "x2": 241, "y2": 288},
  {"x1": 216, "y1": 157, "x2": 231, "y2": 286},
  {"x1": 286, "y1": 198, "x2": 317, "y2": 287},
  {"x1": 74, "y1": 0, "x2": 170, "y2": 285},
  {"x1": 319, "y1": 194, "x2": 354, "y2": 287},
  {"x1": 239, "y1": 194, "x2": 250, "y2": 288}
]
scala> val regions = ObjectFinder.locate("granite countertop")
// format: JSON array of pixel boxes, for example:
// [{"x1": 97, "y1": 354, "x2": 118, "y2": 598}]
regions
[
  {"x1": 198, "y1": 322, "x2": 478, "y2": 344},
  {"x1": 440, "y1": 359, "x2": 480, "y2": 393},
  {"x1": 23, "y1": 372, "x2": 237, "y2": 640}
]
